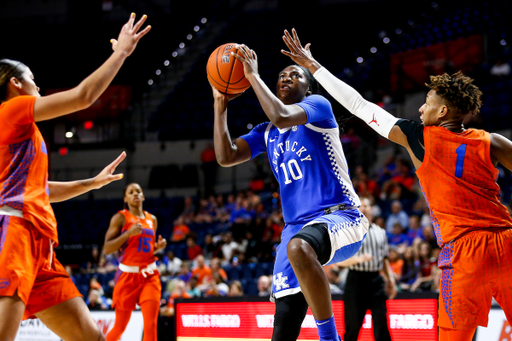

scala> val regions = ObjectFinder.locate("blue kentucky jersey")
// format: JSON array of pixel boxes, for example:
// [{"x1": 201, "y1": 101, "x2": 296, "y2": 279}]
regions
[{"x1": 240, "y1": 95, "x2": 360, "y2": 224}]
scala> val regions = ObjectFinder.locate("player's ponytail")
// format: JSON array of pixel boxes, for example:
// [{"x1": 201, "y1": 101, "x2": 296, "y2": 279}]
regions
[{"x1": 0, "y1": 59, "x2": 26, "y2": 103}]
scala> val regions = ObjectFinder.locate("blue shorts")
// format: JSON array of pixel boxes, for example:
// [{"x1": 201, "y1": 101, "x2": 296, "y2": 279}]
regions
[{"x1": 272, "y1": 209, "x2": 369, "y2": 299}]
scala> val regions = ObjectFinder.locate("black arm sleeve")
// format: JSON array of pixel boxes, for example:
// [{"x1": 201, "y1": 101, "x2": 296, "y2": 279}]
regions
[{"x1": 396, "y1": 119, "x2": 425, "y2": 162}]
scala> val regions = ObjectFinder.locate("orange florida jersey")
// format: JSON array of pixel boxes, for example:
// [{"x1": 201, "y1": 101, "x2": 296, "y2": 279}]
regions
[
  {"x1": 416, "y1": 126, "x2": 512, "y2": 247},
  {"x1": 118, "y1": 209, "x2": 156, "y2": 267},
  {"x1": 0, "y1": 96, "x2": 58, "y2": 243}
]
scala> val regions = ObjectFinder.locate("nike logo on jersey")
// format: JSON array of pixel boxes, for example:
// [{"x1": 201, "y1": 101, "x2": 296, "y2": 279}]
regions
[
  {"x1": 369, "y1": 113, "x2": 380, "y2": 126},
  {"x1": 269, "y1": 137, "x2": 276, "y2": 142}
]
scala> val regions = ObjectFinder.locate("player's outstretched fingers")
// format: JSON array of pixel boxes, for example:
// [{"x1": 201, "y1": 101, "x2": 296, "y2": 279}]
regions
[
  {"x1": 133, "y1": 14, "x2": 147, "y2": 33},
  {"x1": 291, "y1": 28, "x2": 303, "y2": 47}
]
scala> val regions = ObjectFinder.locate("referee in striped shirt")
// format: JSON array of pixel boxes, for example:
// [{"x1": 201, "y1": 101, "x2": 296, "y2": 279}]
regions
[{"x1": 341, "y1": 197, "x2": 397, "y2": 341}]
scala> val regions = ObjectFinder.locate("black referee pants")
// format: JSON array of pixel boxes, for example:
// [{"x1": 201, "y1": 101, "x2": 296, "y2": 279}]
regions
[{"x1": 344, "y1": 270, "x2": 392, "y2": 341}]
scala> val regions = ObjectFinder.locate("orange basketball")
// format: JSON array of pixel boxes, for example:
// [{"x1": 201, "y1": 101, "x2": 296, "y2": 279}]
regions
[{"x1": 207, "y1": 43, "x2": 251, "y2": 95}]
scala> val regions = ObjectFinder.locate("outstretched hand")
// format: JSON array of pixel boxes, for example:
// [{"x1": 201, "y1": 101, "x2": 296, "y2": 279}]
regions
[
  {"x1": 111, "y1": 13, "x2": 151, "y2": 57},
  {"x1": 281, "y1": 29, "x2": 321, "y2": 73},
  {"x1": 92, "y1": 152, "x2": 126, "y2": 190}
]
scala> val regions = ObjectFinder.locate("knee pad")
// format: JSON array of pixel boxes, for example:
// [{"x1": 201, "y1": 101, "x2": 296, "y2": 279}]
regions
[{"x1": 291, "y1": 223, "x2": 331, "y2": 265}]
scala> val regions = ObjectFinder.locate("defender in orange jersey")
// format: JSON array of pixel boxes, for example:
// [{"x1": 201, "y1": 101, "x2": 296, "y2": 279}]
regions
[
  {"x1": 0, "y1": 14, "x2": 150, "y2": 341},
  {"x1": 283, "y1": 29, "x2": 512, "y2": 341},
  {"x1": 104, "y1": 183, "x2": 167, "y2": 341}
]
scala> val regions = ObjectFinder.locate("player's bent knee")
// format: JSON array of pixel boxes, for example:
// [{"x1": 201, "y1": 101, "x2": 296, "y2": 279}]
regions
[
  {"x1": 287, "y1": 238, "x2": 310, "y2": 263},
  {"x1": 290, "y1": 223, "x2": 331, "y2": 265}
]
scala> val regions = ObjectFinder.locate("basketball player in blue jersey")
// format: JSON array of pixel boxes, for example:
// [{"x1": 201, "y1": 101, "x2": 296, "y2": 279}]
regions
[{"x1": 209, "y1": 44, "x2": 369, "y2": 341}]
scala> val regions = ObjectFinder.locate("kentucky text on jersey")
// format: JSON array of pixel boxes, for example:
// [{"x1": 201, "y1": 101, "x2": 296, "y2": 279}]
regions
[{"x1": 240, "y1": 94, "x2": 360, "y2": 224}]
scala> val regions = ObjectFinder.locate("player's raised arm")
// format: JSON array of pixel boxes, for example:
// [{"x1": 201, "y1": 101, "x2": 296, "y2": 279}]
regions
[
  {"x1": 33, "y1": 13, "x2": 151, "y2": 122},
  {"x1": 232, "y1": 45, "x2": 308, "y2": 129},
  {"x1": 210, "y1": 83, "x2": 252, "y2": 167},
  {"x1": 281, "y1": 29, "x2": 408, "y2": 146},
  {"x1": 48, "y1": 152, "x2": 126, "y2": 203}
]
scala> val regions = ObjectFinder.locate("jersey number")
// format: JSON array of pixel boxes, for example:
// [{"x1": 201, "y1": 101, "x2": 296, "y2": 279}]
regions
[
  {"x1": 138, "y1": 237, "x2": 151, "y2": 253},
  {"x1": 279, "y1": 159, "x2": 303, "y2": 185},
  {"x1": 455, "y1": 144, "x2": 467, "y2": 178}
]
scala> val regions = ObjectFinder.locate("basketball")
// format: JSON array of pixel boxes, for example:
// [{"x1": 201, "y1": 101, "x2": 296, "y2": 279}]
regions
[{"x1": 207, "y1": 43, "x2": 251, "y2": 95}]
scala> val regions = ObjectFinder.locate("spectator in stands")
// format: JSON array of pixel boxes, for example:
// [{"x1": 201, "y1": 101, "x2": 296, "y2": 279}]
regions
[
  {"x1": 187, "y1": 276, "x2": 202, "y2": 297},
  {"x1": 203, "y1": 233, "x2": 221, "y2": 259},
  {"x1": 410, "y1": 242, "x2": 437, "y2": 291},
  {"x1": 257, "y1": 275, "x2": 271, "y2": 296},
  {"x1": 377, "y1": 155, "x2": 397, "y2": 187},
  {"x1": 374, "y1": 216, "x2": 386, "y2": 230},
  {"x1": 224, "y1": 193, "x2": 236, "y2": 214},
  {"x1": 89, "y1": 277, "x2": 105, "y2": 297},
  {"x1": 229, "y1": 196, "x2": 253, "y2": 239},
  {"x1": 324, "y1": 265, "x2": 343, "y2": 294},
  {"x1": 406, "y1": 215, "x2": 422, "y2": 243},
  {"x1": 227, "y1": 280, "x2": 244, "y2": 297},
  {"x1": 419, "y1": 224, "x2": 438, "y2": 250},
  {"x1": 191, "y1": 255, "x2": 212, "y2": 285},
  {"x1": 160, "y1": 280, "x2": 191, "y2": 317},
  {"x1": 215, "y1": 194, "x2": 231, "y2": 223},
  {"x1": 398, "y1": 246, "x2": 418, "y2": 290},
  {"x1": 353, "y1": 166, "x2": 380, "y2": 199},
  {"x1": 264, "y1": 212, "x2": 284, "y2": 243},
  {"x1": 171, "y1": 216, "x2": 190, "y2": 242},
  {"x1": 209, "y1": 257, "x2": 228, "y2": 282},
  {"x1": 84, "y1": 245, "x2": 101, "y2": 273},
  {"x1": 490, "y1": 59, "x2": 511, "y2": 77},
  {"x1": 388, "y1": 247, "x2": 403, "y2": 280},
  {"x1": 186, "y1": 235, "x2": 203, "y2": 261},
  {"x1": 244, "y1": 230, "x2": 260, "y2": 263},
  {"x1": 205, "y1": 272, "x2": 230, "y2": 297},
  {"x1": 178, "y1": 262, "x2": 192, "y2": 284},
  {"x1": 86, "y1": 289, "x2": 109, "y2": 310},
  {"x1": 220, "y1": 232, "x2": 239, "y2": 266},
  {"x1": 387, "y1": 223, "x2": 408, "y2": 248},
  {"x1": 200, "y1": 142, "x2": 218, "y2": 196},
  {"x1": 385, "y1": 200, "x2": 409, "y2": 232},
  {"x1": 194, "y1": 198, "x2": 214, "y2": 224},
  {"x1": 165, "y1": 250, "x2": 183, "y2": 276},
  {"x1": 180, "y1": 196, "x2": 196, "y2": 224}
]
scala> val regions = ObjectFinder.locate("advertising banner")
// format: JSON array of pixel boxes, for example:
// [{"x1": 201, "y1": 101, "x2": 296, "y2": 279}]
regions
[
  {"x1": 15, "y1": 311, "x2": 143, "y2": 341},
  {"x1": 176, "y1": 298, "x2": 438, "y2": 341}
]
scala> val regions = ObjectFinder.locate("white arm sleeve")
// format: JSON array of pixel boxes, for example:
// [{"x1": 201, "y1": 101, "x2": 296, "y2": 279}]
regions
[{"x1": 314, "y1": 67, "x2": 398, "y2": 138}]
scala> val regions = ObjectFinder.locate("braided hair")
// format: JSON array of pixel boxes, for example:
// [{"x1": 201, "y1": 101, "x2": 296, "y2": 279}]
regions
[{"x1": 0, "y1": 59, "x2": 27, "y2": 102}]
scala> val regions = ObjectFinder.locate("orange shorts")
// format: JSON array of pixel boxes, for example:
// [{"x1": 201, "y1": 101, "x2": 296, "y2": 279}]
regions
[
  {"x1": 112, "y1": 268, "x2": 161, "y2": 311},
  {"x1": 438, "y1": 227, "x2": 512, "y2": 330},
  {"x1": 0, "y1": 215, "x2": 81, "y2": 320}
]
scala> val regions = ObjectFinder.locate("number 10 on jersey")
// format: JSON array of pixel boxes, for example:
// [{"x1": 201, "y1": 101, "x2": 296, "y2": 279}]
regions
[{"x1": 279, "y1": 159, "x2": 303, "y2": 184}]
